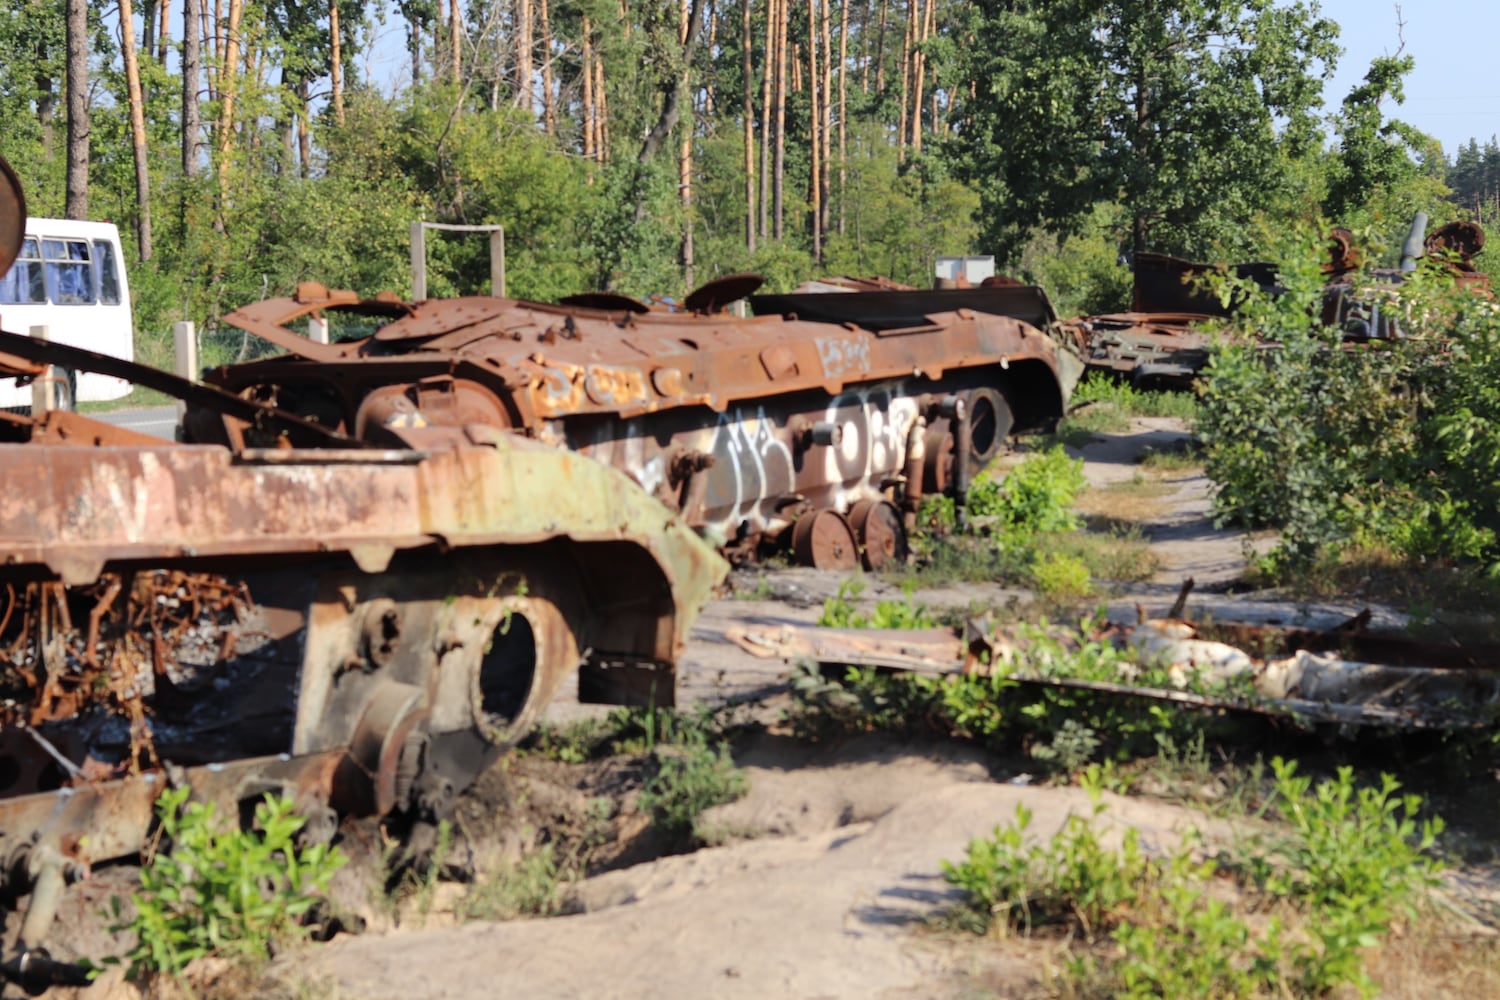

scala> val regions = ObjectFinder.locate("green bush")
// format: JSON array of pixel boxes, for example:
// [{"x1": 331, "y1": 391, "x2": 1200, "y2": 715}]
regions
[
  {"x1": 817, "y1": 579, "x2": 936, "y2": 629},
  {"x1": 1198, "y1": 228, "x2": 1500, "y2": 573},
  {"x1": 944, "y1": 763, "x2": 1445, "y2": 998},
  {"x1": 639, "y1": 743, "x2": 748, "y2": 845},
  {"x1": 111, "y1": 787, "x2": 345, "y2": 979}
]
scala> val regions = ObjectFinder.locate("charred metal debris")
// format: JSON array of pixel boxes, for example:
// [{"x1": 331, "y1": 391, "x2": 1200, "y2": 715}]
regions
[
  {"x1": 1067, "y1": 220, "x2": 1492, "y2": 388},
  {"x1": 0, "y1": 160, "x2": 734, "y2": 989}
]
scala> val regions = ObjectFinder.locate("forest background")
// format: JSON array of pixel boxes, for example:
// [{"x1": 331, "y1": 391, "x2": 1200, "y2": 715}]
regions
[{"x1": 3, "y1": 0, "x2": 1499, "y2": 338}]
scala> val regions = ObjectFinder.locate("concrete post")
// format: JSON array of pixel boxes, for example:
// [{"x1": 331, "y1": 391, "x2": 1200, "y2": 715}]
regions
[
  {"x1": 173, "y1": 320, "x2": 197, "y2": 425},
  {"x1": 411, "y1": 221, "x2": 427, "y2": 301},
  {"x1": 308, "y1": 314, "x2": 330, "y2": 344},
  {"x1": 28, "y1": 324, "x2": 53, "y2": 413}
]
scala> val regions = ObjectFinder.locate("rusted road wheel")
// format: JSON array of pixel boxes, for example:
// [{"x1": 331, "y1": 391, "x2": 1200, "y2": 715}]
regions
[
  {"x1": 848, "y1": 499, "x2": 908, "y2": 571},
  {"x1": 966, "y1": 388, "x2": 1013, "y2": 472},
  {"x1": 791, "y1": 508, "x2": 860, "y2": 571}
]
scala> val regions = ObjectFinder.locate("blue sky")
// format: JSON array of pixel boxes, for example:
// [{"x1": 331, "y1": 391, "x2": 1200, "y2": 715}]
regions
[{"x1": 1319, "y1": 0, "x2": 1497, "y2": 155}]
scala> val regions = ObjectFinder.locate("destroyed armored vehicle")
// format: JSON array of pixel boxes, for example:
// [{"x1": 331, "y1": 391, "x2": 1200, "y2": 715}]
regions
[
  {"x1": 183, "y1": 275, "x2": 1084, "y2": 571},
  {"x1": 0, "y1": 159, "x2": 726, "y2": 990},
  {"x1": 1072, "y1": 220, "x2": 1490, "y2": 387}
]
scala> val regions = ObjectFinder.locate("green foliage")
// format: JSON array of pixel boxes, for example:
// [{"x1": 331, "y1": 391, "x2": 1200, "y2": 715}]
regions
[
  {"x1": 966, "y1": 447, "x2": 1086, "y2": 538},
  {"x1": 111, "y1": 787, "x2": 345, "y2": 979},
  {"x1": 638, "y1": 742, "x2": 748, "y2": 845},
  {"x1": 1029, "y1": 551, "x2": 1092, "y2": 602},
  {"x1": 1198, "y1": 228, "x2": 1500, "y2": 572},
  {"x1": 1069, "y1": 374, "x2": 1201, "y2": 422},
  {"x1": 951, "y1": 0, "x2": 1339, "y2": 260},
  {"x1": 816, "y1": 579, "x2": 936, "y2": 629},
  {"x1": 457, "y1": 843, "x2": 568, "y2": 922},
  {"x1": 944, "y1": 763, "x2": 1445, "y2": 998}
]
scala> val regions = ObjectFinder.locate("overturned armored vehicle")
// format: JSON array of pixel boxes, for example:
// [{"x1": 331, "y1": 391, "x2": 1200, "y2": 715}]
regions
[{"x1": 185, "y1": 275, "x2": 1083, "y2": 570}]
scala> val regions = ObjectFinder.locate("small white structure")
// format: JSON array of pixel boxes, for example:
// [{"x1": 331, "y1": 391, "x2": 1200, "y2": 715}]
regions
[{"x1": 934, "y1": 255, "x2": 996, "y2": 286}]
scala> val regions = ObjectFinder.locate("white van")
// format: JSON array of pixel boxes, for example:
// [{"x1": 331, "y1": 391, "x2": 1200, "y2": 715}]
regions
[{"x1": 0, "y1": 218, "x2": 133, "y2": 409}]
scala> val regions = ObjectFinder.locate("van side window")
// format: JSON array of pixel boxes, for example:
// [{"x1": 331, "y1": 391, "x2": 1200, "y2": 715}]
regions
[
  {"x1": 92, "y1": 239, "x2": 122, "y2": 305},
  {"x1": 43, "y1": 238, "x2": 94, "y2": 305},
  {"x1": 0, "y1": 237, "x2": 45, "y2": 304}
]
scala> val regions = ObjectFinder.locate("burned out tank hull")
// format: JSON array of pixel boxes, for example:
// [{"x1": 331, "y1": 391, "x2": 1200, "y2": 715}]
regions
[{"x1": 193, "y1": 279, "x2": 1083, "y2": 568}]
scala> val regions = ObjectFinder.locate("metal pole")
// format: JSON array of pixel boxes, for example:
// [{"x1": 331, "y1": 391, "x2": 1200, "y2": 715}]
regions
[{"x1": 27, "y1": 325, "x2": 53, "y2": 413}]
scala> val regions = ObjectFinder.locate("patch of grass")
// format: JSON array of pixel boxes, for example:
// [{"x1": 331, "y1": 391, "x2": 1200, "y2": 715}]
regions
[
  {"x1": 458, "y1": 842, "x2": 569, "y2": 922},
  {"x1": 638, "y1": 742, "x2": 749, "y2": 849},
  {"x1": 943, "y1": 762, "x2": 1444, "y2": 999},
  {"x1": 1139, "y1": 440, "x2": 1205, "y2": 472},
  {"x1": 527, "y1": 705, "x2": 742, "y2": 763},
  {"x1": 817, "y1": 578, "x2": 937, "y2": 629},
  {"x1": 1071, "y1": 372, "x2": 1201, "y2": 421},
  {"x1": 1035, "y1": 524, "x2": 1160, "y2": 585},
  {"x1": 1073, "y1": 473, "x2": 1173, "y2": 524}
]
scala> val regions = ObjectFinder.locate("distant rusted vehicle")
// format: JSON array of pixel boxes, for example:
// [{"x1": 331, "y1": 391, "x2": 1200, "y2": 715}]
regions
[
  {"x1": 184, "y1": 275, "x2": 1084, "y2": 570},
  {"x1": 1071, "y1": 220, "x2": 1491, "y2": 387}
]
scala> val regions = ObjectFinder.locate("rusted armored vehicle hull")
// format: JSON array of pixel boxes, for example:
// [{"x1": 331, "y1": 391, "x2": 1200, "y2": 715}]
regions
[
  {"x1": 189, "y1": 278, "x2": 1082, "y2": 569},
  {"x1": 0, "y1": 411, "x2": 725, "y2": 987},
  {"x1": 0, "y1": 157, "x2": 727, "y2": 988}
]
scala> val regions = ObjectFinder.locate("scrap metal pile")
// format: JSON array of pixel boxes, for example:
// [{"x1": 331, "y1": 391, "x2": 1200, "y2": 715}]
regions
[
  {"x1": 727, "y1": 610, "x2": 1500, "y2": 732},
  {"x1": 1068, "y1": 219, "x2": 1491, "y2": 387},
  {"x1": 178, "y1": 270, "x2": 1083, "y2": 569},
  {"x1": 0, "y1": 161, "x2": 729, "y2": 992}
]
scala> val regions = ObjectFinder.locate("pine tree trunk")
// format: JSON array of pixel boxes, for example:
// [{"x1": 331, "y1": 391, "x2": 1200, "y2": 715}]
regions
[
  {"x1": 450, "y1": 0, "x2": 462, "y2": 84},
  {"x1": 875, "y1": 0, "x2": 887, "y2": 94},
  {"x1": 773, "y1": 0, "x2": 786, "y2": 239},
  {"x1": 157, "y1": 0, "x2": 170, "y2": 64},
  {"x1": 743, "y1": 0, "x2": 757, "y2": 253},
  {"x1": 298, "y1": 79, "x2": 312, "y2": 178},
  {"x1": 517, "y1": 0, "x2": 533, "y2": 114},
  {"x1": 807, "y1": 0, "x2": 821, "y2": 262},
  {"x1": 680, "y1": 0, "x2": 695, "y2": 288},
  {"x1": 119, "y1": 0, "x2": 154, "y2": 259},
  {"x1": 541, "y1": 0, "x2": 556, "y2": 133},
  {"x1": 759, "y1": 0, "x2": 774, "y2": 241},
  {"x1": 582, "y1": 17, "x2": 596, "y2": 163},
  {"x1": 837, "y1": 0, "x2": 848, "y2": 236},
  {"x1": 596, "y1": 49, "x2": 610, "y2": 161},
  {"x1": 897, "y1": 0, "x2": 910, "y2": 159},
  {"x1": 216, "y1": 0, "x2": 243, "y2": 215},
  {"x1": 183, "y1": 0, "x2": 201, "y2": 176},
  {"x1": 64, "y1": 0, "x2": 89, "y2": 220},
  {"x1": 819, "y1": 0, "x2": 832, "y2": 241},
  {"x1": 330, "y1": 1, "x2": 344, "y2": 125}
]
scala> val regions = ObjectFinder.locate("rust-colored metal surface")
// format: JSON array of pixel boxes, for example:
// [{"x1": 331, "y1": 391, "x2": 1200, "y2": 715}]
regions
[
  {"x1": 0, "y1": 154, "x2": 24, "y2": 278},
  {"x1": 193, "y1": 279, "x2": 1083, "y2": 567},
  {"x1": 1071, "y1": 227, "x2": 1492, "y2": 387}
]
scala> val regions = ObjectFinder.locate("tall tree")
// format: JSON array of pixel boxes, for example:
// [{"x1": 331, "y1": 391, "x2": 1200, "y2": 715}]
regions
[
  {"x1": 64, "y1": 0, "x2": 87, "y2": 219},
  {"x1": 118, "y1": 0, "x2": 153, "y2": 259},
  {"x1": 1326, "y1": 51, "x2": 1433, "y2": 220},
  {"x1": 952, "y1": 0, "x2": 1339, "y2": 260}
]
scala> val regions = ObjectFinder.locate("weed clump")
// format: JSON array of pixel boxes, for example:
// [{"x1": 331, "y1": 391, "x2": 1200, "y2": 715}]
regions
[
  {"x1": 944, "y1": 761, "x2": 1444, "y2": 998},
  {"x1": 108, "y1": 788, "x2": 345, "y2": 981}
]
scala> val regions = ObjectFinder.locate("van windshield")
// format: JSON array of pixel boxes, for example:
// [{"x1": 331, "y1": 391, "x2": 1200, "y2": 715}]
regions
[{"x1": 0, "y1": 238, "x2": 45, "y2": 304}]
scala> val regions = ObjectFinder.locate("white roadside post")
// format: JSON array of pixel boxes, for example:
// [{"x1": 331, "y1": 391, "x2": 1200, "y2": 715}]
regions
[
  {"x1": 173, "y1": 321, "x2": 197, "y2": 429},
  {"x1": 28, "y1": 324, "x2": 53, "y2": 413}
]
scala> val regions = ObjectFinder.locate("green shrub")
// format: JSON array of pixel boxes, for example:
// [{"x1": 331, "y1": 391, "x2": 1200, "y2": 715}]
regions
[
  {"x1": 817, "y1": 578, "x2": 936, "y2": 629},
  {"x1": 458, "y1": 843, "x2": 567, "y2": 921},
  {"x1": 1030, "y1": 551, "x2": 1092, "y2": 601},
  {"x1": 638, "y1": 743, "x2": 748, "y2": 845},
  {"x1": 943, "y1": 763, "x2": 1445, "y2": 999},
  {"x1": 112, "y1": 787, "x2": 345, "y2": 979}
]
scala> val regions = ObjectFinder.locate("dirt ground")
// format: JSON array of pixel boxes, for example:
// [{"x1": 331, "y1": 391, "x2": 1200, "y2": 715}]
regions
[{"x1": 73, "y1": 418, "x2": 1498, "y2": 1000}]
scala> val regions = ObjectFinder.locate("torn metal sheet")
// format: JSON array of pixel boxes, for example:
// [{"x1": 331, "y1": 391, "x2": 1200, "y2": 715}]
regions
[{"x1": 726, "y1": 616, "x2": 1500, "y2": 731}]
